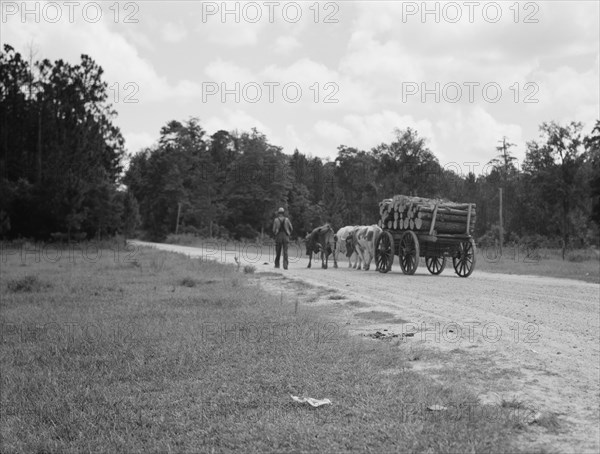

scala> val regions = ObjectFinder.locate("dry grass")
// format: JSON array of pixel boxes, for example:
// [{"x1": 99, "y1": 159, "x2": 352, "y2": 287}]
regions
[
  {"x1": 475, "y1": 246, "x2": 599, "y2": 283},
  {"x1": 1, "y1": 245, "x2": 531, "y2": 453}
]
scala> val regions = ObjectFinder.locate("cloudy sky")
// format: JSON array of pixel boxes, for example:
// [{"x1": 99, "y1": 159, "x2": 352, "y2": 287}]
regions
[{"x1": 3, "y1": 0, "x2": 599, "y2": 173}]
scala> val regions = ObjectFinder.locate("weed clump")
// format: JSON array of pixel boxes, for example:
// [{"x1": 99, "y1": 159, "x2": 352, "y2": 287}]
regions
[
  {"x1": 501, "y1": 398, "x2": 527, "y2": 409},
  {"x1": 243, "y1": 265, "x2": 256, "y2": 274},
  {"x1": 180, "y1": 277, "x2": 197, "y2": 287},
  {"x1": 6, "y1": 275, "x2": 50, "y2": 293},
  {"x1": 532, "y1": 413, "x2": 562, "y2": 432},
  {"x1": 567, "y1": 252, "x2": 587, "y2": 262}
]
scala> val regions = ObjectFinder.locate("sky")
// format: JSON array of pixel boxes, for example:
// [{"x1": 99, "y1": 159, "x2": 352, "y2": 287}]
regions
[{"x1": 2, "y1": 0, "x2": 599, "y2": 175}]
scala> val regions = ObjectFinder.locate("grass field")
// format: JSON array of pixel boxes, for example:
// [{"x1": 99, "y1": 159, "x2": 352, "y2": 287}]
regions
[
  {"x1": 2, "y1": 243, "x2": 535, "y2": 452},
  {"x1": 474, "y1": 245, "x2": 599, "y2": 284}
]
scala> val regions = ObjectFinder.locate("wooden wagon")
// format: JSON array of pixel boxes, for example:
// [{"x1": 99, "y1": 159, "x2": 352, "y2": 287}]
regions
[{"x1": 374, "y1": 197, "x2": 476, "y2": 277}]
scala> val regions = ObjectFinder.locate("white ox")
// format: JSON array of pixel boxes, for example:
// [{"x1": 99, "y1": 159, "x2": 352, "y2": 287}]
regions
[
  {"x1": 345, "y1": 225, "x2": 383, "y2": 271},
  {"x1": 333, "y1": 226, "x2": 358, "y2": 268}
]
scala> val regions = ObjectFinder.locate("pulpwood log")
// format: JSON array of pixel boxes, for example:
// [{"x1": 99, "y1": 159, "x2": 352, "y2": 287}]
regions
[
  {"x1": 417, "y1": 212, "x2": 478, "y2": 223},
  {"x1": 416, "y1": 219, "x2": 475, "y2": 234},
  {"x1": 378, "y1": 194, "x2": 476, "y2": 234},
  {"x1": 417, "y1": 207, "x2": 473, "y2": 216}
]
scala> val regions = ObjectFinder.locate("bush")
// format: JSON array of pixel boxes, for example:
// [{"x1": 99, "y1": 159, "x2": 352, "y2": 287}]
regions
[
  {"x1": 179, "y1": 225, "x2": 200, "y2": 235},
  {"x1": 520, "y1": 234, "x2": 544, "y2": 250},
  {"x1": 519, "y1": 234, "x2": 564, "y2": 250},
  {"x1": 567, "y1": 252, "x2": 587, "y2": 263},
  {"x1": 232, "y1": 224, "x2": 259, "y2": 241},
  {"x1": 477, "y1": 229, "x2": 498, "y2": 248},
  {"x1": 165, "y1": 234, "x2": 197, "y2": 245},
  {"x1": 207, "y1": 224, "x2": 230, "y2": 240}
]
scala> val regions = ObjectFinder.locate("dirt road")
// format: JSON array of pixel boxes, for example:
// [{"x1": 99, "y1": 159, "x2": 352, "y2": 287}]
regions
[{"x1": 132, "y1": 240, "x2": 600, "y2": 453}]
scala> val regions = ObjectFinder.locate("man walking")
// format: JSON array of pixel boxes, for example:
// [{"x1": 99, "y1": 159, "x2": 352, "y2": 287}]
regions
[{"x1": 273, "y1": 207, "x2": 293, "y2": 270}]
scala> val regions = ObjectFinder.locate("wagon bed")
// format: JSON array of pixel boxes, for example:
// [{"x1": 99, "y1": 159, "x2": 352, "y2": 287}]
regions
[{"x1": 375, "y1": 199, "x2": 476, "y2": 277}]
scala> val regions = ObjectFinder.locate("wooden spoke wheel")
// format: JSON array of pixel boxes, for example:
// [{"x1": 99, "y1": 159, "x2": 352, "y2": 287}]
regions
[
  {"x1": 453, "y1": 239, "x2": 476, "y2": 278},
  {"x1": 375, "y1": 231, "x2": 394, "y2": 273},
  {"x1": 399, "y1": 231, "x2": 420, "y2": 275},
  {"x1": 425, "y1": 256, "x2": 446, "y2": 275}
]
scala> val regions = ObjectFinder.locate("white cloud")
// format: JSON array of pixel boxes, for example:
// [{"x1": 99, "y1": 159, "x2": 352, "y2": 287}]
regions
[
  {"x1": 261, "y1": 58, "x2": 375, "y2": 112},
  {"x1": 194, "y1": 14, "x2": 265, "y2": 47},
  {"x1": 121, "y1": 28, "x2": 154, "y2": 52},
  {"x1": 352, "y1": 1, "x2": 599, "y2": 63},
  {"x1": 262, "y1": 58, "x2": 338, "y2": 85},
  {"x1": 3, "y1": 13, "x2": 202, "y2": 103},
  {"x1": 273, "y1": 35, "x2": 301, "y2": 54},
  {"x1": 281, "y1": 124, "x2": 309, "y2": 154},
  {"x1": 340, "y1": 32, "x2": 424, "y2": 82},
  {"x1": 161, "y1": 22, "x2": 187, "y2": 43},
  {"x1": 434, "y1": 106, "x2": 524, "y2": 166},
  {"x1": 309, "y1": 112, "x2": 438, "y2": 161},
  {"x1": 204, "y1": 59, "x2": 256, "y2": 84},
  {"x1": 124, "y1": 131, "x2": 156, "y2": 155},
  {"x1": 314, "y1": 121, "x2": 352, "y2": 145},
  {"x1": 342, "y1": 111, "x2": 436, "y2": 152},
  {"x1": 526, "y1": 65, "x2": 600, "y2": 129}
]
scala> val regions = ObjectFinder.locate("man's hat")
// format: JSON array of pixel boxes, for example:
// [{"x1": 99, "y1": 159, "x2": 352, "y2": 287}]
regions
[{"x1": 278, "y1": 207, "x2": 285, "y2": 213}]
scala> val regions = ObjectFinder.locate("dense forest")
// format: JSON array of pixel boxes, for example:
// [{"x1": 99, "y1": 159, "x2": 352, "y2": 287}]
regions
[{"x1": 1, "y1": 45, "x2": 599, "y2": 254}]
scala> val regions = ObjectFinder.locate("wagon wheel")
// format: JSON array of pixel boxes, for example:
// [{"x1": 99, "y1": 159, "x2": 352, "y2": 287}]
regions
[
  {"x1": 425, "y1": 256, "x2": 446, "y2": 275},
  {"x1": 399, "y1": 231, "x2": 420, "y2": 275},
  {"x1": 453, "y1": 239, "x2": 476, "y2": 278},
  {"x1": 375, "y1": 231, "x2": 394, "y2": 273}
]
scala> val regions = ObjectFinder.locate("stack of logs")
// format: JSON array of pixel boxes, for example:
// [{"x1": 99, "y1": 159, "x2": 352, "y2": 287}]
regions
[{"x1": 378, "y1": 195, "x2": 476, "y2": 235}]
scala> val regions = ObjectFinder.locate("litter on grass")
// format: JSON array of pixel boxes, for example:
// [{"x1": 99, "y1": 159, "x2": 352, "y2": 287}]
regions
[
  {"x1": 427, "y1": 405, "x2": 448, "y2": 411},
  {"x1": 291, "y1": 395, "x2": 332, "y2": 407}
]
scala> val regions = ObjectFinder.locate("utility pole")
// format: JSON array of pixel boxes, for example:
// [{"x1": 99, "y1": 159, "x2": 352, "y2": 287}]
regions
[
  {"x1": 499, "y1": 188, "x2": 503, "y2": 256},
  {"x1": 175, "y1": 202, "x2": 182, "y2": 234}
]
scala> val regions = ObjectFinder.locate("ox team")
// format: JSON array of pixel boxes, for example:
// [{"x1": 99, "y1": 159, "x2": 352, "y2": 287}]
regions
[{"x1": 274, "y1": 209, "x2": 382, "y2": 271}]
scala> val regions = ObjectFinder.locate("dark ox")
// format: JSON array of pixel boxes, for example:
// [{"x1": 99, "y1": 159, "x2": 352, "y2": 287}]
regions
[{"x1": 305, "y1": 224, "x2": 337, "y2": 269}]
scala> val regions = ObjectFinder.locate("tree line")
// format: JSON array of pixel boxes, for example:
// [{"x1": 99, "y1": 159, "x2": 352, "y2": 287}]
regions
[
  {"x1": 0, "y1": 44, "x2": 139, "y2": 240},
  {"x1": 1, "y1": 45, "x2": 599, "y2": 253}
]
